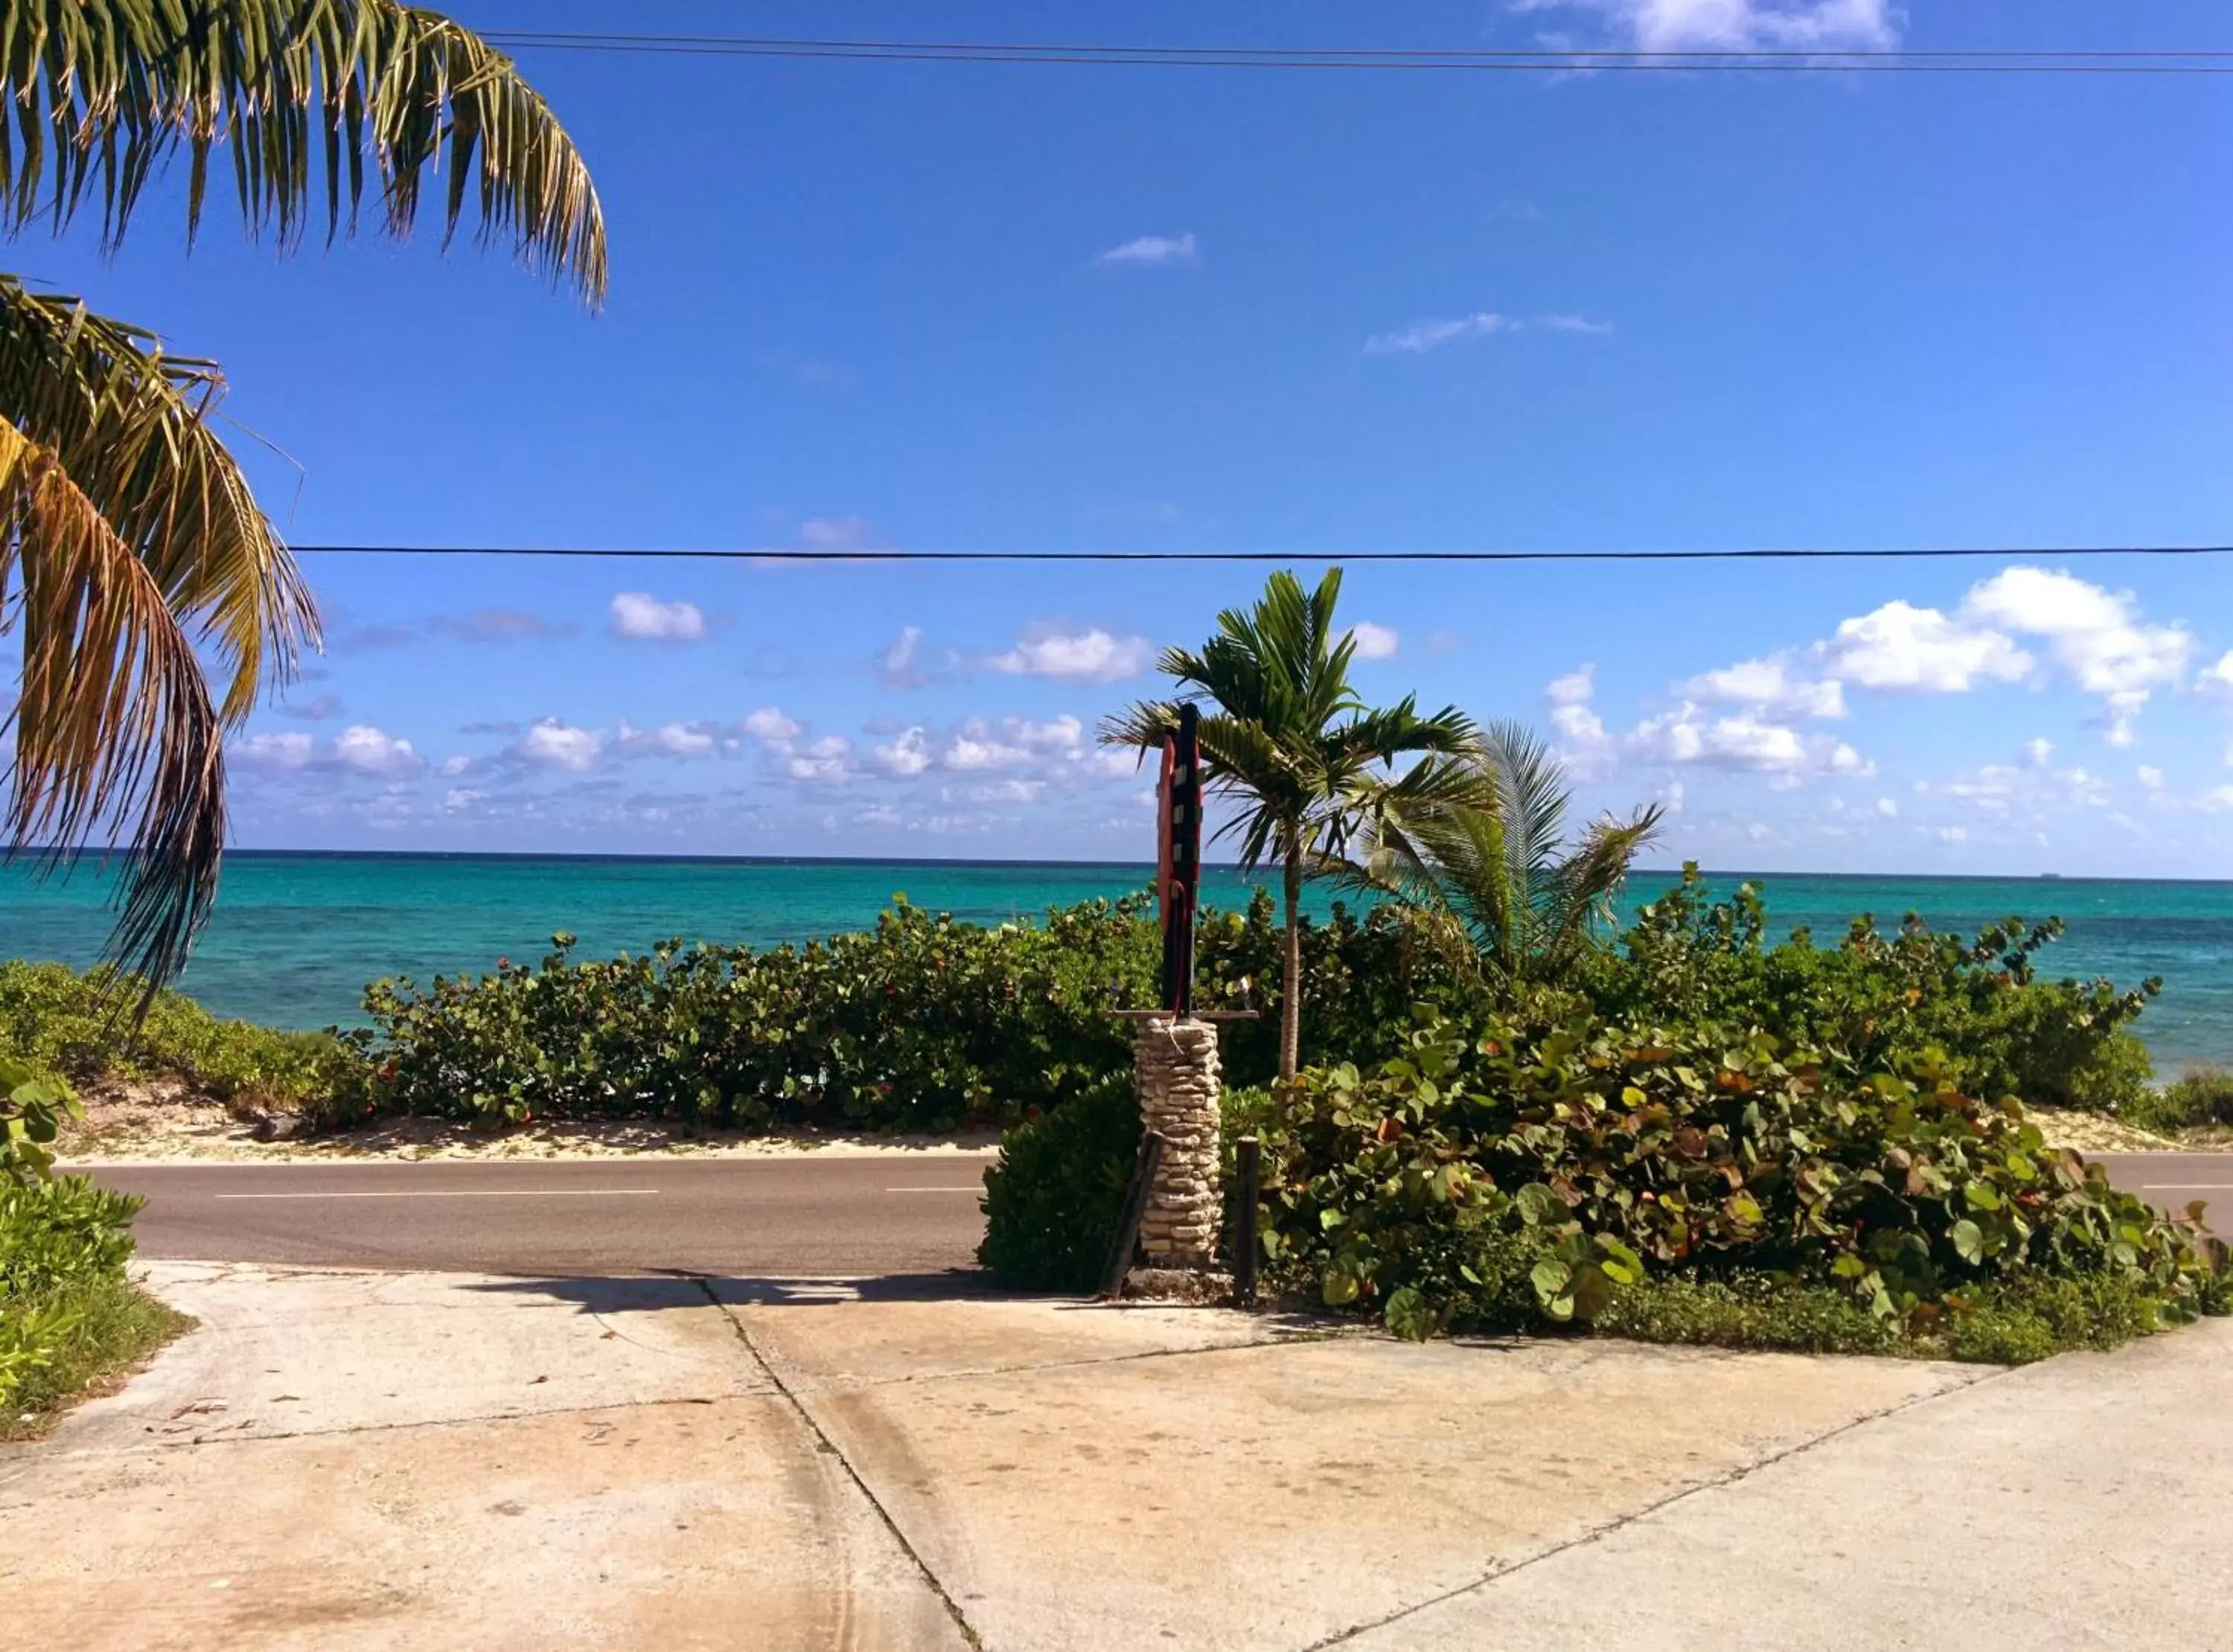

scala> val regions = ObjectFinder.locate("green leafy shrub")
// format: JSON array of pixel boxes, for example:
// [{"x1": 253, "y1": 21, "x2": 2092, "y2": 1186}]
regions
[
  {"x1": 0, "y1": 1170, "x2": 164, "y2": 1418},
  {"x1": 2122, "y1": 1069, "x2": 2233, "y2": 1136},
  {"x1": 977, "y1": 1075, "x2": 1140, "y2": 1291},
  {"x1": 0, "y1": 960, "x2": 359, "y2": 1115},
  {"x1": 1591, "y1": 866, "x2": 2159, "y2": 1117},
  {"x1": 3, "y1": 1054, "x2": 77, "y2": 1182},
  {"x1": 1254, "y1": 1006, "x2": 2223, "y2": 1351},
  {"x1": 356, "y1": 891, "x2": 1470, "y2": 1131}
]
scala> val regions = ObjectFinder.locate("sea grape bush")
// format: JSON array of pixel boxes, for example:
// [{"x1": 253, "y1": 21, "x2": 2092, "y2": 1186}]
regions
[
  {"x1": 352, "y1": 891, "x2": 1467, "y2": 1130},
  {"x1": 1254, "y1": 1008, "x2": 2226, "y2": 1339},
  {"x1": 1589, "y1": 865, "x2": 2159, "y2": 1115}
]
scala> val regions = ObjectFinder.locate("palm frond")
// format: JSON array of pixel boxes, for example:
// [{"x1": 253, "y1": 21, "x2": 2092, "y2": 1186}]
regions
[
  {"x1": 0, "y1": 0, "x2": 606, "y2": 302},
  {"x1": 1098, "y1": 699, "x2": 1181, "y2": 754},
  {"x1": 0, "y1": 278, "x2": 316, "y2": 985},
  {"x1": 1536, "y1": 806, "x2": 1665, "y2": 977},
  {"x1": 0, "y1": 421, "x2": 226, "y2": 990}
]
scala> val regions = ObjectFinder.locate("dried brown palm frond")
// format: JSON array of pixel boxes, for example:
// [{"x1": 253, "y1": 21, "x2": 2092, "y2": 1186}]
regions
[
  {"x1": 0, "y1": 278, "x2": 316, "y2": 988},
  {"x1": 0, "y1": 0, "x2": 607, "y2": 302}
]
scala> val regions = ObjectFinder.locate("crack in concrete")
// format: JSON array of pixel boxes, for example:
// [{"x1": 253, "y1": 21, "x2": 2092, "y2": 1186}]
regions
[
  {"x1": 696, "y1": 1278, "x2": 988, "y2": 1652},
  {"x1": 1300, "y1": 1363, "x2": 2012, "y2": 1651}
]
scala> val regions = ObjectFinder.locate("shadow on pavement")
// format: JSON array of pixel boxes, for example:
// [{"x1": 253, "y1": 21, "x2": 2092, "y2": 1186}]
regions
[{"x1": 459, "y1": 1270, "x2": 1035, "y2": 1313}]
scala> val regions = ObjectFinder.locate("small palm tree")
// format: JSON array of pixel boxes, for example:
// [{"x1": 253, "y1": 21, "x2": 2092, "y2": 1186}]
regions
[
  {"x1": 1102, "y1": 568, "x2": 1478, "y2": 1081},
  {"x1": 1334, "y1": 720, "x2": 1664, "y2": 991},
  {"x1": 1, "y1": 1, "x2": 605, "y2": 985}
]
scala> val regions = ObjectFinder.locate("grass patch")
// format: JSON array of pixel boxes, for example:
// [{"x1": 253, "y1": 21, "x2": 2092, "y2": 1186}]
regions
[
  {"x1": 1587, "y1": 1270, "x2": 2210, "y2": 1367},
  {"x1": 1592, "y1": 1276, "x2": 1903, "y2": 1357},
  {"x1": 0, "y1": 1275, "x2": 191, "y2": 1441}
]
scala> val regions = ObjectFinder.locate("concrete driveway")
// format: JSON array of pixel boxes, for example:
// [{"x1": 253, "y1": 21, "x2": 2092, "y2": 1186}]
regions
[{"x1": 3, "y1": 1262, "x2": 2227, "y2": 1651}]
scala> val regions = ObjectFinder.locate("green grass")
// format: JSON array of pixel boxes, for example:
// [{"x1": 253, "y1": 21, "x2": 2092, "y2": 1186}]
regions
[
  {"x1": 1, "y1": 1276, "x2": 191, "y2": 1441},
  {"x1": 1586, "y1": 1270, "x2": 2212, "y2": 1367}
]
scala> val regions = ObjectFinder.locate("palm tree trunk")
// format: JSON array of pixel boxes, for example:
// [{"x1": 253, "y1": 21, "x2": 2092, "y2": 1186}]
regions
[{"x1": 1280, "y1": 836, "x2": 1303, "y2": 1083}]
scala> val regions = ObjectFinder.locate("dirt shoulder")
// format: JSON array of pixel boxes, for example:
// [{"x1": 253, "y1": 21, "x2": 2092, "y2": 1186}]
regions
[
  {"x1": 57, "y1": 1080, "x2": 1000, "y2": 1165},
  {"x1": 55, "y1": 1079, "x2": 2216, "y2": 1166}
]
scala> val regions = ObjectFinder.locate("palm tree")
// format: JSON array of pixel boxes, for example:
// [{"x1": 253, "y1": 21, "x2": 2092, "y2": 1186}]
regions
[
  {"x1": 0, "y1": 1, "x2": 605, "y2": 985},
  {"x1": 1102, "y1": 568, "x2": 1478, "y2": 1082},
  {"x1": 1333, "y1": 720, "x2": 1664, "y2": 991}
]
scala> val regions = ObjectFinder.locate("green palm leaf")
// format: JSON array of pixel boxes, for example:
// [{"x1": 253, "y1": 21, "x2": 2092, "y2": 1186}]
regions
[
  {"x1": 1, "y1": 278, "x2": 314, "y2": 987},
  {"x1": 1, "y1": 1, "x2": 601, "y2": 992},
  {"x1": 0, "y1": 0, "x2": 607, "y2": 301},
  {"x1": 1103, "y1": 568, "x2": 1478, "y2": 1078}
]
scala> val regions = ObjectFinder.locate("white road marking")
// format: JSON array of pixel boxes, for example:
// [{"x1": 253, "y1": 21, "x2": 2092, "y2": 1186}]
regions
[
  {"x1": 211, "y1": 1189, "x2": 659, "y2": 1200},
  {"x1": 885, "y1": 1187, "x2": 983, "y2": 1194},
  {"x1": 2140, "y1": 1184, "x2": 2233, "y2": 1192}
]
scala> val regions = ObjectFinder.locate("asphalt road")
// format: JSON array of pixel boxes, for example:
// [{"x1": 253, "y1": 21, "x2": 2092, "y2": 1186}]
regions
[
  {"x1": 76, "y1": 1156, "x2": 998, "y2": 1279},
  {"x1": 2089, "y1": 1153, "x2": 2233, "y2": 1229},
  {"x1": 67, "y1": 1150, "x2": 2230, "y2": 1281}
]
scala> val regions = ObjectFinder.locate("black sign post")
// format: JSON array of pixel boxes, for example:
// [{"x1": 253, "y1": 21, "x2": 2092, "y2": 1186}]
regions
[{"x1": 1159, "y1": 704, "x2": 1202, "y2": 1015}]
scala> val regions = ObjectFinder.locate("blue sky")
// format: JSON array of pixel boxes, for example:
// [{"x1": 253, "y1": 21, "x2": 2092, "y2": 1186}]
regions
[{"x1": 17, "y1": 0, "x2": 2233, "y2": 871}]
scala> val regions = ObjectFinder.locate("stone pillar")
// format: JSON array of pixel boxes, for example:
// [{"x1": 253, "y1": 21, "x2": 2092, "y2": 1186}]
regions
[{"x1": 1131, "y1": 1016, "x2": 1225, "y2": 1285}]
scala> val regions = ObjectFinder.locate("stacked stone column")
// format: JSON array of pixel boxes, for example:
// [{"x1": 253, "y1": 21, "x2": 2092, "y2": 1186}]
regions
[{"x1": 1133, "y1": 1015, "x2": 1224, "y2": 1273}]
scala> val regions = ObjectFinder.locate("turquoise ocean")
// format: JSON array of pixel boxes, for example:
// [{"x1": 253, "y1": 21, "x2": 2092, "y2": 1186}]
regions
[{"x1": 6, "y1": 854, "x2": 2233, "y2": 1074}]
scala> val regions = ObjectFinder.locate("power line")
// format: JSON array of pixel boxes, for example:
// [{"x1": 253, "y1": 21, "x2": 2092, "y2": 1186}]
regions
[
  {"x1": 290, "y1": 543, "x2": 2233, "y2": 564},
  {"x1": 477, "y1": 31, "x2": 2233, "y2": 77}
]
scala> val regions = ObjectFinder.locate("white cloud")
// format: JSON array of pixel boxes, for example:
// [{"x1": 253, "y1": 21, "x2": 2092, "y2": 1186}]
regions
[
  {"x1": 2196, "y1": 652, "x2": 2233, "y2": 698},
  {"x1": 877, "y1": 627, "x2": 934, "y2": 691},
  {"x1": 1629, "y1": 704, "x2": 1868, "y2": 778},
  {"x1": 1547, "y1": 666, "x2": 1597, "y2": 708},
  {"x1": 1011, "y1": 714, "x2": 1086, "y2": 753},
  {"x1": 616, "y1": 720, "x2": 717, "y2": 760},
  {"x1": 990, "y1": 627, "x2": 1154, "y2": 684},
  {"x1": 509, "y1": 719, "x2": 604, "y2": 773},
  {"x1": 1876, "y1": 797, "x2": 1899, "y2": 819},
  {"x1": 1544, "y1": 665, "x2": 1616, "y2": 780},
  {"x1": 438, "y1": 754, "x2": 475, "y2": 778},
  {"x1": 854, "y1": 804, "x2": 902, "y2": 828},
  {"x1": 331, "y1": 724, "x2": 423, "y2": 778},
  {"x1": 1098, "y1": 231, "x2": 1198, "y2": 267},
  {"x1": 966, "y1": 778, "x2": 1046, "y2": 804},
  {"x1": 1936, "y1": 825, "x2": 1970, "y2": 845},
  {"x1": 943, "y1": 731, "x2": 1034, "y2": 772},
  {"x1": 1964, "y1": 567, "x2": 2191, "y2": 699},
  {"x1": 785, "y1": 734, "x2": 854, "y2": 784},
  {"x1": 1677, "y1": 653, "x2": 1845, "y2": 720},
  {"x1": 2095, "y1": 691, "x2": 2148, "y2": 749},
  {"x1": 1820, "y1": 600, "x2": 2031, "y2": 694},
  {"x1": 2138, "y1": 766, "x2": 2165, "y2": 792},
  {"x1": 234, "y1": 731, "x2": 315, "y2": 771},
  {"x1": 798, "y1": 515, "x2": 876, "y2": 550},
  {"x1": 2022, "y1": 737, "x2": 2054, "y2": 769},
  {"x1": 1512, "y1": 0, "x2": 1900, "y2": 51},
  {"x1": 873, "y1": 726, "x2": 933, "y2": 776},
  {"x1": 742, "y1": 707, "x2": 802, "y2": 743},
  {"x1": 1365, "y1": 313, "x2": 1515, "y2": 356},
  {"x1": 1364, "y1": 312, "x2": 1612, "y2": 355},
  {"x1": 608, "y1": 592, "x2": 707, "y2": 643},
  {"x1": 1344, "y1": 622, "x2": 1401, "y2": 662},
  {"x1": 1534, "y1": 313, "x2": 1615, "y2": 336},
  {"x1": 443, "y1": 788, "x2": 488, "y2": 813}
]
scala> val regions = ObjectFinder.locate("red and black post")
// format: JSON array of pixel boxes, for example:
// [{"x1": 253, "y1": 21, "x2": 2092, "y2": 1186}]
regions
[{"x1": 1158, "y1": 703, "x2": 1202, "y2": 1016}]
